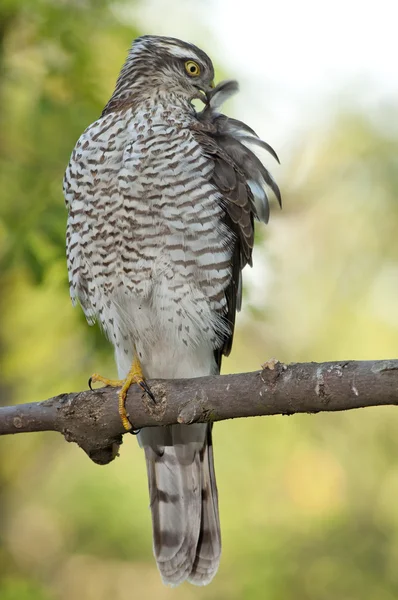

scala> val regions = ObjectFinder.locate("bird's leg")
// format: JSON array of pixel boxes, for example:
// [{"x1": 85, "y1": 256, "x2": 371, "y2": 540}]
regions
[
  {"x1": 118, "y1": 354, "x2": 155, "y2": 431},
  {"x1": 89, "y1": 354, "x2": 154, "y2": 432}
]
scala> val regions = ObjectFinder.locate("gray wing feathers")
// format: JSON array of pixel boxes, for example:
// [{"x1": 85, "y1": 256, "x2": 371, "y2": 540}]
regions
[
  {"x1": 193, "y1": 79, "x2": 281, "y2": 361},
  {"x1": 139, "y1": 424, "x2": 220, "y2": 586},
  {"x1": 197, "y1": 79, "x2": 281, "y2": 226}
]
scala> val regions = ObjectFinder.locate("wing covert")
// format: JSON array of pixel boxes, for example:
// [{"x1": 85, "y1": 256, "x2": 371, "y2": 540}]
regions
[{"x1": 192, "y1": 80, "x2": 281, "y2": 365}]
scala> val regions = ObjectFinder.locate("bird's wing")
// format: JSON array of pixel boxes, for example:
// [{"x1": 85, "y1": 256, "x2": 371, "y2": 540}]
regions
[
  {"x1": 191, "y1": 82, "x2": 281, "y2": 367},
  {"x1": 63, "y1": 114, "x2": 125, "y2": 328},
  {"x1": 63, "y1": 143, "x2": 97, "y2": 324}
]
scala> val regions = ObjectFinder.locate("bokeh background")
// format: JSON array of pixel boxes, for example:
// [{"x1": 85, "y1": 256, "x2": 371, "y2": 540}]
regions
[{"x1": 1, "y1": 0, "x2": 398, "y2": 598}]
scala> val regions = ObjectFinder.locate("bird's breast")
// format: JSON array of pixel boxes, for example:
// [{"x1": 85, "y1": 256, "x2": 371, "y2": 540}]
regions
[
  {"x1": 117, "y1": 109, "x2": 231, "y2": 289},
  {"x1": 66, "y1": 104, "x2": 235, "y2": 358}
]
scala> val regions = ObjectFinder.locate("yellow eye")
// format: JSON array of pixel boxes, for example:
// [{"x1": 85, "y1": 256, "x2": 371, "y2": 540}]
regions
[{"x1": 185, "y1": 61, "x2": 200, "y2": 77}]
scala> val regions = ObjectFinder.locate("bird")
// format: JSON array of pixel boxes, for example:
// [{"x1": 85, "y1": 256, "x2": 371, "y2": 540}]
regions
[{"x1": 64, "y1": 35, "x2": 281, "y2": 587}]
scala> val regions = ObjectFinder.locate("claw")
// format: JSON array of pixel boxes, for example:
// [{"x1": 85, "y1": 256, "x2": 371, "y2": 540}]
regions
[
  {"x1": 139, "y1": 380, "x2": 156, "y2": 404},
  {"x1": 88, "y1": 377, "x2": 93, "y2": 390}
]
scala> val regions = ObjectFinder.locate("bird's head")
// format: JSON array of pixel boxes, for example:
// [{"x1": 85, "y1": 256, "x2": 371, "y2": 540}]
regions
[{"x1": 108, "y1": 35, "x2": 215, "y2": 110}]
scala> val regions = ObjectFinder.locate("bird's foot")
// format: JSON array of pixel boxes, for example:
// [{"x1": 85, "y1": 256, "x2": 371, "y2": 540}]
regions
[
  {"x1": 118, "y1": 358, "x2": 155, "y2": 432},
  {"x1": 89, "y1": 356, "x2": 155, "y2": 433}
]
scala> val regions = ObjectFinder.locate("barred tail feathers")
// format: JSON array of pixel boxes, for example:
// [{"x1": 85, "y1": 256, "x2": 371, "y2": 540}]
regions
[{"x1": 138, "y1": 423, "x2": 221, "y2": 586}]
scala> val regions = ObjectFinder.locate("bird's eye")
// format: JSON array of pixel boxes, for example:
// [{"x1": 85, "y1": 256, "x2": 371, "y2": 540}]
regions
[{"x1": 184, "y1": 61, "x2": 201, "y2": 77}]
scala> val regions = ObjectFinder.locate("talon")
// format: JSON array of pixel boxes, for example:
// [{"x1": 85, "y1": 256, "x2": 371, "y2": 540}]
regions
[
  {"x1": 130, "y1": 428, "x2": 141, "y2": 435},
  {"x1": 139, "y1": 380, "x2": 156, "y2": 403},
  {"x1": 88, "y1": 377, "x2": 93, "y2": 390}
]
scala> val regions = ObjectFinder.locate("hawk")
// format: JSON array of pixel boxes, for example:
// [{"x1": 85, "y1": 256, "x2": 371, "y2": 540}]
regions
[{"x1": 64, "y1": 35, "x2": 280, "y2": 586}]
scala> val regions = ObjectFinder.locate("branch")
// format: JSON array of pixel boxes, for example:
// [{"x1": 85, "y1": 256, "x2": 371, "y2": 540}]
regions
[{"x1": 1, "y1": 359, "x2": 397, "y2": 465}]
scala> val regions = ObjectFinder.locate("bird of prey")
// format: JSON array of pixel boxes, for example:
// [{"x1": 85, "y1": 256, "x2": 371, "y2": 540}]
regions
[{"x1": 64, "y1": 35, "x2": 280, "y2": 586}]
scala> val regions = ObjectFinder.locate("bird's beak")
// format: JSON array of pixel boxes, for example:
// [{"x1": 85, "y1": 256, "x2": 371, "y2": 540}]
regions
[
  {"x1": 203, "y1": 81, "x2": 215, "y2": 104},
  {"x1": 193, "y1": 81, "x2": 215, "y2": 104}
]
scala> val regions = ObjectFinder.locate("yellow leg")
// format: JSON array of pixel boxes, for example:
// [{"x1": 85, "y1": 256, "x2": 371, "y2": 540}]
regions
[
  {"x1": 89, "y1": 355, "x2": 154, "y2": 432},
  {"x1": 118, "y1": 355, "x2": 147, "y2": 431}
]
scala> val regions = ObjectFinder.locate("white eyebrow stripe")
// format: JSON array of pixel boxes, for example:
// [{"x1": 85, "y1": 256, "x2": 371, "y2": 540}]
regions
[{"x1": 156, "y1": 43, "x2": 201, "y2": 61}]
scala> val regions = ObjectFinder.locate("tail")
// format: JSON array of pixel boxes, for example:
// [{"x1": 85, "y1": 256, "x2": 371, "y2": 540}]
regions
[{"x1": 138, "y1": 423, "x2": 221, "y2": 586}]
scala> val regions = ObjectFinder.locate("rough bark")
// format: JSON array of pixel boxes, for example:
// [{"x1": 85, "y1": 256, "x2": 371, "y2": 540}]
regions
[{"x1": 0, "y1": 359, "x2": 397, "y2": 465}]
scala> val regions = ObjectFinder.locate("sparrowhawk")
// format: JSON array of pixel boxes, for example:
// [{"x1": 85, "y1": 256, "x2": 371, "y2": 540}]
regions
[{"x1": 64, "y1": 35, "x2": 281, "y2": 586}]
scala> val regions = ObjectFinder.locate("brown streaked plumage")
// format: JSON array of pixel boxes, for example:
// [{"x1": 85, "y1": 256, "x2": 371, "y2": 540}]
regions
[{"x1": 64, "y1": 35, "x2": 280, "y2": 586}]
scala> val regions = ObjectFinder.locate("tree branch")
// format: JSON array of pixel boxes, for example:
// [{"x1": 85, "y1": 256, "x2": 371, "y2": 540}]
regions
[{"x1": 1, "y1": 359, "x2": 397, "y2": 465}]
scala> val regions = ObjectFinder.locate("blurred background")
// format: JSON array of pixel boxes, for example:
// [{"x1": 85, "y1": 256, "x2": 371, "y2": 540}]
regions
[{"x1": 1, "y1": 0, "x2": 398, "y2": 598}]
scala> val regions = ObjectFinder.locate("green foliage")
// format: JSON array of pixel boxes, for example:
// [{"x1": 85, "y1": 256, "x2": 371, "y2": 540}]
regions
[
  {"x1": 0, "y1": 578, "x2": 52, "y2": 600},
  {"x1": 0, "y1": 0, "x2": 140, "y2": 283}
]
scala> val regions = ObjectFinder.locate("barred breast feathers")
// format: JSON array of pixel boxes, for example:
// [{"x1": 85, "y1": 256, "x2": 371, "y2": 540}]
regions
[
  {"x1": 64, "y1": 98, "x2": 235, "y2": 362},
  {"x1": 65, "y1": 83, "x2": 281, "y2": 366}
]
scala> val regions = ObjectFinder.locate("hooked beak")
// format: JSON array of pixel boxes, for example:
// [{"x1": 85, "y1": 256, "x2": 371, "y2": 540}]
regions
[
  {"x1": 204, "y1": 81, "x2": 215, "y2": 104},
  {"x1": 193, "y1": 80, "x2": 215, "y2": 104}
]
